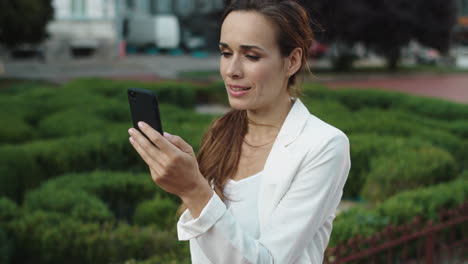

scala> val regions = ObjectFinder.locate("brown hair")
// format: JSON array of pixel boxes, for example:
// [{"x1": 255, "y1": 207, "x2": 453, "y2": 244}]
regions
[{"x1": 179, "y1": 0, "x2": 314, "y2": 213}]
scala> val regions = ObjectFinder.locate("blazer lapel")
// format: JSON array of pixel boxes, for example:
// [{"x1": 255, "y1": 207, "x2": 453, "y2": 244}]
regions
[{"x1": 258, "y1": 98, "x2": 311, "y2": 226}]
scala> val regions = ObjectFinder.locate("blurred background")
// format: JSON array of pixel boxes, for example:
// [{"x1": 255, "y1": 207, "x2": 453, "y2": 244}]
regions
[{"x1": 0, "y1": 0, "x2": 467, "y2": 263}]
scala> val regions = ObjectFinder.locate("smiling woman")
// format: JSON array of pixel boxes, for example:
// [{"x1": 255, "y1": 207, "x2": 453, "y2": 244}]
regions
[{"x1": 128, "y1": 0, "x2": 350, "y2": 263}]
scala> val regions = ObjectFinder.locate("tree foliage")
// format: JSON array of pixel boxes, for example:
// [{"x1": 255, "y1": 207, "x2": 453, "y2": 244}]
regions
[
  {"x1": 301, "y1": 0, "x2": 458, "y2": 70},
  {"x1": 0, "y1": 0, "x2": 54, "y2": 48}
]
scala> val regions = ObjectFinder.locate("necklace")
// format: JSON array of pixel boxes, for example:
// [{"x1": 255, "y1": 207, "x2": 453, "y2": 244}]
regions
[{"x1": 243, "y1": 138, "x2": 275, "y2": 148}]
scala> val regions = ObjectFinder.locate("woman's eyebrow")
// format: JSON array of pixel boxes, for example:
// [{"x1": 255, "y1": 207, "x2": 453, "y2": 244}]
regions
[{"x1": 219, "y1": 42, "x2": 265, "y2": 51}]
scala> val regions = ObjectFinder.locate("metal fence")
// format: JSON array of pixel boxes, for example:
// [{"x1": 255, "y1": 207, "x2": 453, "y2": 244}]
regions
[{"x1": 325, "y1": 202, "x2": 468, "y2": 264}]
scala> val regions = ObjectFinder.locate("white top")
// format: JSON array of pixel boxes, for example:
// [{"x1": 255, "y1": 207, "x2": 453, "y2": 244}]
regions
[
  {"x1": 188, "y1": 172, "x2": 263, "y2": 264},
  {"x1": 177, "y1": 98, "x2": 351, "y2": 264}
]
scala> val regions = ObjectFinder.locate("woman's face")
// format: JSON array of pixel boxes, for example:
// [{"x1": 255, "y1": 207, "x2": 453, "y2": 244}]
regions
[{"x1": 219, "y1": 11, "x2": 291, "y2": 111}]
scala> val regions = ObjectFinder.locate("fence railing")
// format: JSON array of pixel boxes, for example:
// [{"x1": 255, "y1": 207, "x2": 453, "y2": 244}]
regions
[{"x1": 325, "y1": 202, "x2": 468, "y2": 264}]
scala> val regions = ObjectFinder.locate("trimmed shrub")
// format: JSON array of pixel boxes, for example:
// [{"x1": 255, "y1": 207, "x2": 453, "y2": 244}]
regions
[
  {"x1": 133, "y1": 196, "x2": 179, "y2": 228},
  {"x1": 304, "y1": 85, "x2": 468, "y2": 121},
  {"x1": 64, "y1": 78, "x2": 200, "y2": 109},
  {"x1": 0, "y1": 226, "x2": 13, "y2": 264},
  {"x1": 0, "y1": 146, "x2": 40, "y2": 202},
  {"x1": 331, "y1": 178, "x2": 468, "y2": 246},
  {"x1": 361, "y1": 146, "x2": 457, "y2": 202},
  {"x1": 0, "y1": 197, "x2": 19, "y2": 223},
  {"x1": 37, "y1": 109, "x2": 112, "y2": 138},
  {"x1": 344, "y1": 134, "x2": 431, "y2": 199},
  {"x1": 0, "y1": 198, "x2": 18, "y2": 264},
  {"x1": 0, "y1": 113, "x2": 36, "y2": 144},
  {"x1": 329, "y1": 207, "x2": 387, "y2": 247},
  {"x1": 24, "y1": 187, "x2": 114, "y2": 223},
  {"x1": 376, "y1": 178, "x2": 467, "y2": 224},
  {"x1": 0, "y1": 103, "x2": 214, "y2": 202},
  {"x1": 39, "y1": 171, "x2": 165, "y2": 221},
  {"x1": 10, "y1": 211, "x2": 183, "y2": 264}
]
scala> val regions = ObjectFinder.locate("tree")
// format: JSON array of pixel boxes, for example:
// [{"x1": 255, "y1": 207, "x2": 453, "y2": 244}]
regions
[
  {"x1": 0, "y1": 0, "x2": 54, "y2": 48},
  {"x1": 301, "y1": 0, "x2": 458, "y2": 70}
]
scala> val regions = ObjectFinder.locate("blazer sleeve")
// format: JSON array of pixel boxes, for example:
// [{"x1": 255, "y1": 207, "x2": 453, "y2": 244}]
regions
[{"x1": 177, "y1": 133, "x2": 351, "y2": 263}]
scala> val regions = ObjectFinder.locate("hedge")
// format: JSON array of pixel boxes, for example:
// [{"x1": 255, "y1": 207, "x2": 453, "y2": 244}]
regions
[
  {"x1": 0, "y1": 109, "x2": 214, "y2": 202},
  {"x1": 36, "y1": 171, "x2": 168, "y2": 222},
  {"x1": 330, "y1": 177, "x2": 468, "y2": 246},
  {"x1": 0, "y1": 198, "x2": 18, "y2": 264},
  {"x1": 303, "y1": 85, "x2": 468, "y2": 121},
  {"x1": 344, "y1": 134, "x2": 433, "y2": 199},
  {"x1": 0, "y1": 197, "x2": 19, "y2": 224},
  {"x1": 133, "y1": 196, "x2": 179, "y2": 228},
  {"x1": 0, "y1": 226, "x2": 13, "y2": 264},
  {"x1": 24, "y1": 187, "x2": 114, "y2": 223},
  {"x1": 361, "y1": 145, "x2": 457, "y2": 202},
  {"x1": 8, "y1": 211, "x2": 183, "y2": 264}
]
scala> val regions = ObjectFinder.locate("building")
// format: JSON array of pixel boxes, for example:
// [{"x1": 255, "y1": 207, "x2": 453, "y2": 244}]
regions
[{"x1": 46, "y1": 0, "x2": 224, "y2": 60}]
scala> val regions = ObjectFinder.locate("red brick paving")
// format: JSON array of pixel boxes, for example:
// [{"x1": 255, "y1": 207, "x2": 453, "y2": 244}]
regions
[{"x1": 324, "y1": 74, "x2": 468, "y2": 104}]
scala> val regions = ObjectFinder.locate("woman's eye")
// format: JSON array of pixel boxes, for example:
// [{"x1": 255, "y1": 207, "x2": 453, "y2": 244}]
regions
[
  {"x1": 220, "y1": 52, "x2": 232, "y2": 57},
  {"x1": 246, "y1": 55, "x2": 260, "y2": 61}
]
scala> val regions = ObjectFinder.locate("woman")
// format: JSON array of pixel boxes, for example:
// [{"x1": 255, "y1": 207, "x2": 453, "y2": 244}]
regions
[{"x1": 128, "y1": 0, "x2": 351, "y2": 263}]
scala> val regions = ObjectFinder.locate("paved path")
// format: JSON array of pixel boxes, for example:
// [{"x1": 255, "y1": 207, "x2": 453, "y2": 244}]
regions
[{"x1": 323, "y1": 74, "x2": 468, "y2": 104}]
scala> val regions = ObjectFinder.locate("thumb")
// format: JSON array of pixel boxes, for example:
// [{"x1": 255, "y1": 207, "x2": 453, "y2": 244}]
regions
[{"x1": 164, "y1": 132, "x2": 194, "y2": 155}]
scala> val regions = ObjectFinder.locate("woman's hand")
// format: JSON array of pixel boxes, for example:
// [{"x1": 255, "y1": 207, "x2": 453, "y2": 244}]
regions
[{"x1": 128, "y1": 121, "x2": 213, "y2": 217}]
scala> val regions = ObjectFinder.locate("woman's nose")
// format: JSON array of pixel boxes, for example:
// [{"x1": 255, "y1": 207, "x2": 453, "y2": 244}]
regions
[{"x1": 226, "y1": 55, "x2": 243, "y2": 79}]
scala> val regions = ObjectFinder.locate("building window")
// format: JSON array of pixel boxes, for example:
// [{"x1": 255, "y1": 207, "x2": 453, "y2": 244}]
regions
[
  {"x1": 71, "y1": 0, "x2": 86, "y2": 17},
  {"x1": 150, "y1": 0, "x2": 172, "y2": 15},
  {"x1": 174, "y1": 0, "x2": 195, "y2": 17},
  {"x1": 126, "y1": 0, "x2": 135, "y2": 9},
  {"x1": 460, "y1": 0, "x2": 468, "y2": 16}
]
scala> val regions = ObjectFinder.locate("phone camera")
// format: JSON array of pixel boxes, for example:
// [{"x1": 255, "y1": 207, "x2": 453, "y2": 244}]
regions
[{"x1": 129, "y1": 91, "x2": 136, "y2": 98}]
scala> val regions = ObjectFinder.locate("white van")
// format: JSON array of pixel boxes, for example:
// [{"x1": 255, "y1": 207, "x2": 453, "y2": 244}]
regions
[{"x1": 126, "y1": 15, "x2": 180, "y2": 49}]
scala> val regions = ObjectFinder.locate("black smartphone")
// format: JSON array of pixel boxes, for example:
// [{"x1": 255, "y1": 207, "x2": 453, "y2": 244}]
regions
[{"x1": 127, "y1": 88, "x2": 163, "y2": 139}]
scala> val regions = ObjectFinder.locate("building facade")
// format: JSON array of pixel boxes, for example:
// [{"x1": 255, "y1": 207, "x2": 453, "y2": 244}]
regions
[{"x1": 46, "y1": 0, "x2": 225, "y2": 59}]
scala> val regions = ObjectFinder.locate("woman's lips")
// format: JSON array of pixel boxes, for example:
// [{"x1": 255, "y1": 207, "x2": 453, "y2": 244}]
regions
[{"x1": 228, "y1": 85, "x2": 251, "y2": 97}]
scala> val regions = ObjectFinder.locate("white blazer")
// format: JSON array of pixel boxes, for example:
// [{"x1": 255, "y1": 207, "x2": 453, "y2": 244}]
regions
[{"x1": 178, "y1": 98, "x2": 351, "y2": 263}]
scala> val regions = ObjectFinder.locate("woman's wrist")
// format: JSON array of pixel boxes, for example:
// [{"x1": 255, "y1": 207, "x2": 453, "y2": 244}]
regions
[{"x1": 180, "y1": 176, "x2": 214, "y2": 218}]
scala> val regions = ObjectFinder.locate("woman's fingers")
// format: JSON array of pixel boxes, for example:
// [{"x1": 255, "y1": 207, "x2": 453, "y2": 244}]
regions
[
  {"x1": 164, "y1": 132, "x2": 195, "y2": 156},
  {"x1": 128, "y1": 127, "x2": 167, "y2": 167},
  {"x1": 128, "y1": 134, "x2": 159, "y2": 165},
  {"x1": 137, "y1": 122, "x2": 176, "y2": 154}
]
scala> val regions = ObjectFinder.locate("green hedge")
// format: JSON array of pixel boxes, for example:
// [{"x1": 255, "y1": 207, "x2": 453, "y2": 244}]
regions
[
  {"x1": 0, "y1": 226, "x2": 13, "y2": 264},
  {"x1": 0, "y1": 197, "x2": 18, "y2": 224},
  {"x1": 330, "y1": 177, "x2": 468, "y2": 246},
  {"x1": 133, "y1": 196, "x2": 179, "y2": 228},
  {"x1": 0, "y1": 107, "x2": 214, "y2": 202},
  {"x1": 303, "y1": 85, "x2": 468, "y2": 121},
  {"x1": 8, "y1": 211, "x2": 182, "y2": 264},
  {"x1": 0, "y1": 198, "x2": 17, "y2": 264},
  {"x1": 37, "y1": 171, "x2": 168, "y2": 222},
  {"x1": 24, "y1": 188, "x2": 114, "y2": 223},
  {"x1": 344, "y1": 134, "x2": 432, "y2": 199},
  {"x1": 361, "y1": 145, "x2": 457, "y2": 202}
]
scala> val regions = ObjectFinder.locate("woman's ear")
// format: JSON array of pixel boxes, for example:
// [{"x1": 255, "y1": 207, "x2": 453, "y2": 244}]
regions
[{"x1": 286, "y1": 47, "x2": 303, "y2": 76}]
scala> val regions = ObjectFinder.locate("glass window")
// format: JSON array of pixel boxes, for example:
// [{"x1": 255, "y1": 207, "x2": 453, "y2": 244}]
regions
[
  {"x1": 126, "y1": 0, "x2": 135, "y2": 9},
  {"x1": 71, "y1": 0, "x2": 86, "y2": 17},
  {"x1": 174, "y1": 0, "x2": 195, "y2": 17},
  {"x1": 150, "y1": 0, "x2": 172, "y2": 15}
]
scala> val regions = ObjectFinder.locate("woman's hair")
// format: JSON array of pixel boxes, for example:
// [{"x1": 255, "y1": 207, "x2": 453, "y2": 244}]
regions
[{"x1": 179, "y1": 0, "x2": 314, "y2": 213}]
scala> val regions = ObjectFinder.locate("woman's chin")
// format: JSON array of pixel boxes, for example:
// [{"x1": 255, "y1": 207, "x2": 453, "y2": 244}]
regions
[{"x1": 228, "y1": 99, "x2": 250, "y2": 110}]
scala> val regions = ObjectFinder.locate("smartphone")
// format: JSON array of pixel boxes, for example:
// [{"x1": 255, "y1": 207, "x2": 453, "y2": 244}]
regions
[{"x1": 127, "y1": 88, "x2": 163, "y2": 139}]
